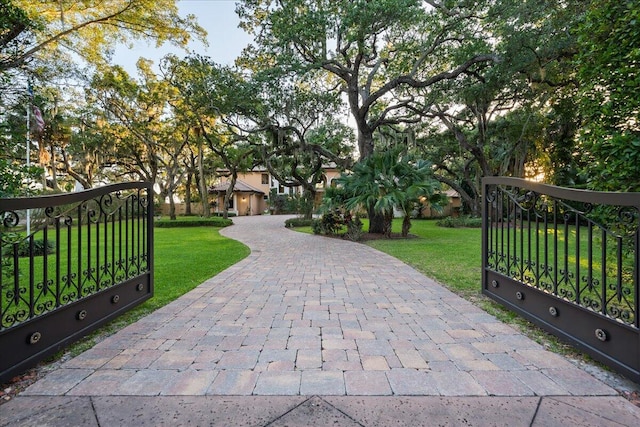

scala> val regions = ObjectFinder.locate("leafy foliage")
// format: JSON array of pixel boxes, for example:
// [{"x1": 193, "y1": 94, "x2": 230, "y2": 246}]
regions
[
  {"x1": 436, "y1": 216, "x2": 483, "y2": 229},
  {"x1": 154, "y1": 217, "x2": 233, "y2": 228},
  {"x1": 333, "y1": 145, "x2": 442, "y2": 237},
  {"x1": 15, "y1": 238, "x2": 55, "y2": 257},
  {"x1": 576, "y1": 0, "x2": 640, "y2": 191},
  {"x1": 284, "y1": 217, "x2": 314, "y2": 228},
  {"x1": 238, "y1": 0, "x2": 499, "y2": 161},
  {"x1": 0, "y1": 159, "x2": 42, "y2": 197},
  {"x1": 3, "y1": 1, "x2": 204, "y2": 72}
]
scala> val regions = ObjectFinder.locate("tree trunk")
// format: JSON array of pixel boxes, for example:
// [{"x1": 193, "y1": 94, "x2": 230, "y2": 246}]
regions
[
  {"x1": 368, "y1": 205, "x2": 386, "y2": 234},
  {"x1": 302, "y1": 187, "x2": 316, "y2": 220},
  {"x1": 357, "y1": 126, "x2": 375, "y2": 160},
  {"x1": 168, "y1": 189, "x2": 177, "y2": 220},
  {"x1": 184, "y1": 172, "x2": 192, "y2": 215},
  {"x1": 48, "y1": 142, "x2": 59, "y2": 191},
  {"x1": 223, "y1": 172, "x2": 237, "y2": 220},
  {"x1": 62, "y1": 149, "x2": 92, "y2": 189},
  {"x1": 401, "y1": 214, "x2": 411, "y2": 237},
  {"x1": 197, "y1": 143, "x2": 210, "y2": 217},
  {"x1": 383, "y1": 211, "x2": 394, "y2": 238}
]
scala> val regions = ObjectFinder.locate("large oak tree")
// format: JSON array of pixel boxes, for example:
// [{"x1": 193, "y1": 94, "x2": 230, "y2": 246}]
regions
[{"x1": 237, "y1": 0, "x2": 498, "y2": 231}]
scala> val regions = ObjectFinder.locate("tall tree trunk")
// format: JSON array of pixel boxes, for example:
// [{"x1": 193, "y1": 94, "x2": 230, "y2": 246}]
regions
[
  {"x1": 61, "y1": 149, "x2": 92, "y2": 189},
  {"x1": 383, "y1": 211, "x2": 394, "y2": 238},
  {"x1": 197, "y1": 144, "x2": 210, "y2": 217},
  {"x1": 36, "y1": 136, "x2": 48, "y2": 189},
  {"x1": 302, "y1": 187, "x2": 315, "y2": 220},
  {"x1": 168, "y1": 194, "x2": 177, "y2": 220},
  {"x1": 48, "y1": 142, "x2": 59, "y2": 191},
  {"x1": 184, "y1": 172, "x2": 192, "y2": 215},
  {"x1": 357, "y1": 126, "x2": 386, "y2": 233},
  {"x1": 223, "y1": 172, "x2": 237, "y2": 220}
]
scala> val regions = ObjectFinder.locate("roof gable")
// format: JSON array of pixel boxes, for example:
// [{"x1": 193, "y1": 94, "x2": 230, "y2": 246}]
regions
[{"x1": 209, "y1": 179, "x2": 265, "y2": 194}]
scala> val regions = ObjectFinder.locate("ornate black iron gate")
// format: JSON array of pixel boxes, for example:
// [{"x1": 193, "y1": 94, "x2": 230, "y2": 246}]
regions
[
  {"x1": 482, "y1": 177, "x2": 639, "y2": 383},
  {"x1": 0, "y1": 182, "x2": 153, "y2": 383}
]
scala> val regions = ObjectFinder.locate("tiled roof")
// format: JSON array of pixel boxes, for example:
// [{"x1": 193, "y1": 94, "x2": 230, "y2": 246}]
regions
[{"x1": 209, "y1": 179, "x2": 265, "y2": 194}]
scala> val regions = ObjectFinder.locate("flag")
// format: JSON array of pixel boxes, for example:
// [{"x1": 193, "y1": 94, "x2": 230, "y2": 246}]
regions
[{"x1": 32, "y1": 105, "x2": 45, "y2": 133}]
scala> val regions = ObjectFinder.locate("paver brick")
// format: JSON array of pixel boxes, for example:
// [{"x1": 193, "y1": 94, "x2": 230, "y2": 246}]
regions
[
  {"x1": 361, "y1": 355, "x2": 390, "y2": 371},
  {"x1": 395, "y1": 350, "x2": 429, "y2": 369},
  {"x1": 216, "y1": 350, "x2": 260, "y2": 370},
  {"x1": 296, "y1": 349, "x2": 323, "y2": 369},
  {"x1": 207, "y1": 371, "x2": 258, "y2": 395},
  {"x1": 300, "y1": 371, "x2": 346, "y2": 395},
  {"x1": 344, "y1": 371, "x2": 392, "y2": 395},
  {"x1": 386, "y1": 369, "x2": 438, "y2": 395},
  {"x1": 160, "y1": 370, "x2": 218, "y2": 395},
  {"x1": 470, "y1": 371, "x2": 535, "y2": 396},
  {"x1": 431, "y1": 371, "x2": 487, "y2": 396},
  {"x1": 253, "y1": 371, "x2": 301, "y2": 395},
  {"x1": 25, "y1": 215, "x2": 618, "y2": 401}
]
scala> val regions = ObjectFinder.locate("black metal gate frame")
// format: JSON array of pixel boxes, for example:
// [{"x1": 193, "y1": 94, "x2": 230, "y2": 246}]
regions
[
  {"x1": 482, "y1": 177, "x2": 640, "y2": 383},
  {"x1": 0, "y1": 182, "x2": 154, "y2": 383}
]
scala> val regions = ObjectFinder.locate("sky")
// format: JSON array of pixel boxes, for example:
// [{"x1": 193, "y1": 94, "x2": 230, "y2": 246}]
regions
[{"x1": 111, "y1": 0, "x2": 253, "y2": 73}]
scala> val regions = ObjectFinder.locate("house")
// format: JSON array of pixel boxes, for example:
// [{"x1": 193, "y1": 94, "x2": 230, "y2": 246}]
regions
[
  {"x1": 208, "y1": 167, "x2": 462, "y2": 218},
  {"x1": 209, "y1": 166, "x2": 342, "y2": 216},
  {"x1": 209, "y1": 179, "x2": 265, "y2": 216}
]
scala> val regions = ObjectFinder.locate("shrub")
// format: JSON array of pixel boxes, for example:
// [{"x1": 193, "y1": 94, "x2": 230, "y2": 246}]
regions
[
  {"x1": 311, "y1": 210, "x2": 361, "y2": 237},
  {"x1": 1, "y1": 256, "x2": 12, "y2": 278},
  {"x1": 284, "y1": 218, "x2": 314, "y2": 228},
  {"x1": 211, "y1": 212, "x2": 237, "y2": 217},
  {"x1": 344, "y1": 215, "x2": 363, "y2": 241},
  {"x1": 154, "y1": 217, "x2": 233, "y2": 228},
  {"x1": 317, "y1": 211, "x2": 345, "y2": 235},
  {"x1": 17, "y1": 238, "x2": 55, "y2": 257},
  {"x1": 436, "y1": 216, "x2": 482, "y2": 228}
]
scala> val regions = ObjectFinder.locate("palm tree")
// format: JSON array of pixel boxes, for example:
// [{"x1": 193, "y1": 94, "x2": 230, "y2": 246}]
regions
[{"x1": 337, "y1": 146, "x2": 443, "y2": 237}]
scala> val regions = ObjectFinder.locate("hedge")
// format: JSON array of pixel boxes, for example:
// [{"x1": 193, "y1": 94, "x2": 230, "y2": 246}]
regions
[{"x1": 154, "y1": 217, "x2": 233, "y2": 228}]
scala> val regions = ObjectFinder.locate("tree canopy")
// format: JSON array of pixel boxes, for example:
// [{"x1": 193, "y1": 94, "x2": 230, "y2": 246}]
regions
[
  {"x1": 1, "y1": 0, "x2": 204, "y2": 72},
  {"x1": 1, "y1": 0, "x2": 638, "y2": 228}
]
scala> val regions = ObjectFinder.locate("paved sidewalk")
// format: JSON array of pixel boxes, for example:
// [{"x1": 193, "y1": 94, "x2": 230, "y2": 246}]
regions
[{"x1": 2, "y1": 215, "x2": 639, "y2": 426}]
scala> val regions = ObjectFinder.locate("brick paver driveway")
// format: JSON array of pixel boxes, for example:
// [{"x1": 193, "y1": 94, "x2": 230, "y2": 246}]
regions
[{"x1": 22, "y1": 215, "x2": 617, "y2": 397}]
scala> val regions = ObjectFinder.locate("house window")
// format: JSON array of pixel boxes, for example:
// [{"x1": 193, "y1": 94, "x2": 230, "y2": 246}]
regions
[
  {"x1": 227, "y1": 197, "x2": 234, "y2": 209},
  {"x1": 278, "y1": 184, "x2": 285, "y2": 194},
  {"x1": 261, "y1": 173, "x2": 269, "y2": 185}
]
